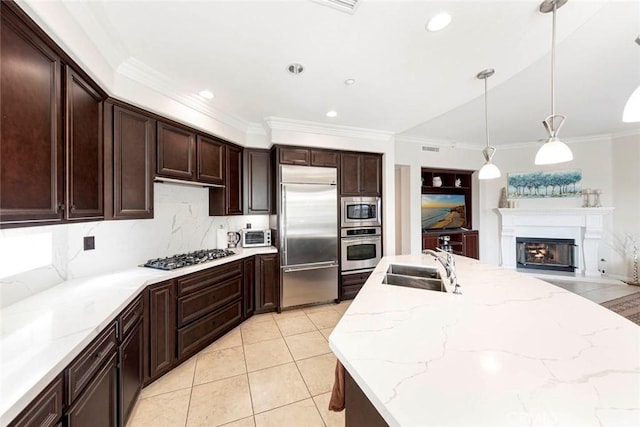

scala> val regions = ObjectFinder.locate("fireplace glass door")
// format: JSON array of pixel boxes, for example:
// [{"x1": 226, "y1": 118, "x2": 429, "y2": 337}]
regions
[{"x1": 516, "y1": 237, "x2": 577, "y2": 272}]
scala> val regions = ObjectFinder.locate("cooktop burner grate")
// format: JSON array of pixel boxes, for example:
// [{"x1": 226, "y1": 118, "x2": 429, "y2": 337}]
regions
[{"x1": 143, "y1": 249, "x2": 235, "y2": 270}]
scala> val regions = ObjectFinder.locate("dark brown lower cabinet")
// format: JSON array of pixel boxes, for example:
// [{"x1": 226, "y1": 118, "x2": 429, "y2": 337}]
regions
[
  {"x1": 421, "y1": 229, "x2": 479, "y2": 260},
  {"x1": 8, "y1": 375, "x2": 63, "y2": 427},
  {"x1": 340, "y1": 271, "x2": 372, "y2": 301},
  {"x1": 119, "y1": 320, "x2": 143, "y2": 426},
  {"x1": 345, "y1": 369, "x2": 388, "y2": 427},
  {"x1": 256, "y1": 253, "x2": 279, "y2": 313},
  {"x1": 148, "y1": 280, "x2": 176, "y2": 381},
  {"x1": 65, "y1": 354, "x2": 118, "y2": 427},
  {"x1": 243, "y1": 257, "x2": 255, "y2": 319}
]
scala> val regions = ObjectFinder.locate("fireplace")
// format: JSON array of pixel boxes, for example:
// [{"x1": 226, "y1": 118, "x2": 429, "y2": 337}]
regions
[{"x1": 516, "y1": 237, "x2": 577, "y2": 272}]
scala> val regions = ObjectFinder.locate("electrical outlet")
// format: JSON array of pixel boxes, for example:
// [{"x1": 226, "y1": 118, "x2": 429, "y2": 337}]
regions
[{"x1": 83, "y1": 236, "x2": 95, "y2": 251}]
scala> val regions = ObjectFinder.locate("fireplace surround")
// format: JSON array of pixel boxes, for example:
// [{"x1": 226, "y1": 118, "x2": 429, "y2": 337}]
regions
[{"x1": 498, "y1": 207, "x2": 613, "y2": 277}]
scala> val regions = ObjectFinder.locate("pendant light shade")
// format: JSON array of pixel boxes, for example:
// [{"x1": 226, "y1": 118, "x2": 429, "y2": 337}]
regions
[
  {"x1": 535, "y1": 0, "x2": 573, "y2": 165},
  {"x1": 622, "y1": 36, "x2": 640, "y2": 123},
  {"x1": 477, "y1": 68, "x2": 500, "y2": 180}
]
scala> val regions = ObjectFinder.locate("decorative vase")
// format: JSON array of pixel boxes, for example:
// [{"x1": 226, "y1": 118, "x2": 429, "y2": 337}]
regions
[
  {"x1": 499, "y1": 187, "x2": 508, "y2": 208},
  {"x1": 433, "y1": 176, "x2": 442, "y2": 187}
]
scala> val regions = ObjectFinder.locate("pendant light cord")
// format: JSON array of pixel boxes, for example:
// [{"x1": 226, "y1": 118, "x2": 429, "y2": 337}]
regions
[
  {"x1": 551, "y1": 0, "x2": 557, "y2": 127},
  {"x1": 484, "y1": 77, "x2": 490, "y2": 149}
]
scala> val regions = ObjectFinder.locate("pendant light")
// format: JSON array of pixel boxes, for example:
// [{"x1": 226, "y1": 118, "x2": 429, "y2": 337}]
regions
[
  {"x1": 622, "y1": 35, "x2": 640, "y2": 123},
  {"x1": 477, "y1": 68, "x2": 501, "y2": 180},
  {"x1": 535, "y1": 0, "x2": 573, "y2": 165}
]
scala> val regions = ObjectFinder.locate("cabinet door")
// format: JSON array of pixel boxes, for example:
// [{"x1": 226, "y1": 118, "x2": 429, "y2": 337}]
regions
[
  {"x1": 462, "y1": 231, "x2": 479, "y2": 260},
  {"x1": 119, "y1": 320, "x2": 143, "y2": 426},
  {"x1": 66, "y1": 67, "x2": 103, "y2": 220},
  {"x1": 197, "y1": 135, "x2": 225, "y2": 184},
  {"x1": 360, "y1": 154, "x2": 381, "y2": 196},
  {"x1": 112, "y1": 106, "x2": 155, "y2": 219},
  {"x1": 244, "y1": 149, "x2": 271, "y2": 214},
  {"x1": 422, "y1": 235, "x2": 439, "y2": 251},
  {"x1": 156, "y1": 122, "x2": 195, "y2": 180},
  {"x1": 0, "y1": 7, "x2": 64, "y2": 224},
  {"x1": 66, "y1": 354, "x2": 118, "y2": 427},
  {"x1": 340, "y1": 154, "x2": 360, "y2": 196},
  {"x1": 225, "y1": 145, "x2": 243, "y2": 215},
  {"x1": 256, "y1": 254, "x2": 279, "y2": 313},
  {"x1": 243, "y1": 257, "x2": 255, "y2": 319},
  {"x1": 279, "y1": 147, "x2": 310, "y2": 165},
  {"x1": 311, "y1": 150, "x2": 338, "y2": 167},
  {"x1": 148, "y1": 281, "x2": 176, "y2": 380}
]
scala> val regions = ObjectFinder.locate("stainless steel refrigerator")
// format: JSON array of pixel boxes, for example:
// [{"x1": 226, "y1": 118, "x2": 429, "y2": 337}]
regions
[{"x1": 280, "y1": 165, "x2": 338, "y2": 308}]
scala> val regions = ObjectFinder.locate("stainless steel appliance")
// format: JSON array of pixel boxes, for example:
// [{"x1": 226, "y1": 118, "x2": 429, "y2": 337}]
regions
[
  {"x1": 241, "y1": 229, "x2": 271, "y2": 248},
  {"x1": 143, "y1": 249, "x2": 235, "y2": 270},
  {"x1": 227, "y1": 231, "x2": 240, "y2": 248},
  {"x1": 280, "y1": 165, "x2": 338, "y2": 308},
  {"x1": 340, "y1": 226, "x2": 382, "y2": 272},
  {"x1": 340, "y1": 196, "x2": 381, "y2": 228}
]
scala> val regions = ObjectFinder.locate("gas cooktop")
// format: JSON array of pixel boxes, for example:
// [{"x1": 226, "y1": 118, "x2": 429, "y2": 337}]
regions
[{"x1": 143, "y1": 249, "x2": 235, "y2": 270}]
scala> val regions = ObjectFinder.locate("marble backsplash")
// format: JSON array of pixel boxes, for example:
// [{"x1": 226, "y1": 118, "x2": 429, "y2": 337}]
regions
[{"x1": 0, "y1": 183, "x2": 269, "y2": 308}]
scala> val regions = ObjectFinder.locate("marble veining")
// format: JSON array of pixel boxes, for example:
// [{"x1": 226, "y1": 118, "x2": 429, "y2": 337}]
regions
[
  {"x1": 0, "y1": 247, "x2": 276, "y2": 426},
  {"x1": 329, "y1": 254, "x2": 640, "y2": 427}
]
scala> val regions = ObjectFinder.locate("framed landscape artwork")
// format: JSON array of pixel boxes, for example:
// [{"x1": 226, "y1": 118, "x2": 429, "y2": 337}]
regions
[{"x1": 507, "y1": 169, "x2": 582, "y2": 199}]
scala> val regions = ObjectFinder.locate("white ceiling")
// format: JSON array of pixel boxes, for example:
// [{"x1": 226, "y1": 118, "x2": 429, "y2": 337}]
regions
[{"x1": 25, "y1": 0, "x2": 640, "y2": 146}]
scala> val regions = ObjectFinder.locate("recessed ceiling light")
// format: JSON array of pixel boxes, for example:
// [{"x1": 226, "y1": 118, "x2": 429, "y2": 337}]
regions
[
  {"x1": 344, "y1": 78, "x2": 356, "y2": 85},
  {"x1": 426, "y1": 12, "x2": 452, "y2": 32},
  {"x1": 326, "y1": 110, "x2": 337, "y2": 118},
  {"x1": 198, "y1": 90, "x2": 214, "y2": 99},
  {"x1": 287, "y1": 63, "x2": 305, "y2": 75}
]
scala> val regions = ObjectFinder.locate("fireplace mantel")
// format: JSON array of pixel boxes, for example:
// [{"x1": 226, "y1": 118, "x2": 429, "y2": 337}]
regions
[{"x1": 498, "y1": 207, "x2": 614, "y2": 276}]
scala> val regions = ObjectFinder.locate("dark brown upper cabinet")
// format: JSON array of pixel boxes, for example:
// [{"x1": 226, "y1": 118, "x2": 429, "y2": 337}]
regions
[
  {"x1": 0, "y1": 4, "x2": 64, "y2": 225},
  {"x1": 340, "y1": 153, "x2": 382, "y2": 197},
  {"x1": 209, "y1": 144, "x2": 243, "y2": 216},
  {"x1": 196, "y1": 135, "x2": 225, "y2": 185},
  {"x1": 278, "y1": 146, "x2": 338, "y2": 167},
  {"x1": 244, "y1": 149, "x2": 272, "y2": 214},
  {"x1": 65, "y1": 67, "x2": 104, "y2": 220},
  {"x1": 105, "y1": 103, "x2": 155, "y2": 220},
  {"x1": 156, "y1": 122, "x2": 195, "y2": 180}
]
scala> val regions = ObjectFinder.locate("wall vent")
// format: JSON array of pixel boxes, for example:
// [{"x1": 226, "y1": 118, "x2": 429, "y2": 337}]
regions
[
  {"x1": 311, "y1": 0, "x2": 361, "y2": 14},
  {"x1": 422, "y1": 145, "x2": 440, "y2": 152}
]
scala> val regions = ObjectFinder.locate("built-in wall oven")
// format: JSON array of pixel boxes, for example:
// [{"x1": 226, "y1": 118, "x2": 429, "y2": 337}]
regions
[
  {"x1": 340, "y1": 227, "x2": 382, "y2": 273},
  {"x1": 341, "y1": 196, "x2": 381, "y2": 228}
]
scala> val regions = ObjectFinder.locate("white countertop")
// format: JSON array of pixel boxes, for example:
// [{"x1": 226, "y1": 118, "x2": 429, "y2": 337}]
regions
[
  {"x1": 0, "y1": 247, "x2": 277, "y2": 426},
  {"x1": 329, "y1": 254, "x2": 640, "y2": 427}
]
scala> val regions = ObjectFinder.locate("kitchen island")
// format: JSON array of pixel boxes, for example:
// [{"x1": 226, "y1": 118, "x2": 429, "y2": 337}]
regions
[{"x1": 329, "y1": 254, "x2": 640, "y2": 427}]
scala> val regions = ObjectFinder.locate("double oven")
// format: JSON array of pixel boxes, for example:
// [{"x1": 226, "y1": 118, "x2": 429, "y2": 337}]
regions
[{"x1": 340, "y1": 196, "x2": 382, "y2": 274}]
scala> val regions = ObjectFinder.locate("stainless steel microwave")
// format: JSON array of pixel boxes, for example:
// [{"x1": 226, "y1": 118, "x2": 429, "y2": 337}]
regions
[
  {"x1": 241, "y1": 229, "x2": 271, "y2": 247},
  {"x1": 341, "y1": 196, "x2": 381, "y2": 228}
]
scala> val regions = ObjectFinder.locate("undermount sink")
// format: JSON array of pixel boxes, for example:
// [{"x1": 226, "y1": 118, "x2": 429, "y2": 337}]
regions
[{"x1": 383, "y1": 264, "x2": 446, "y2": 292}]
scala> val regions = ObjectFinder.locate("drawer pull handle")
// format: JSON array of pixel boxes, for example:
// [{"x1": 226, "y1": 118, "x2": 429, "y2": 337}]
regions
[{"x1": 95, "y1": 351, "x2": 104, "y2": 359}]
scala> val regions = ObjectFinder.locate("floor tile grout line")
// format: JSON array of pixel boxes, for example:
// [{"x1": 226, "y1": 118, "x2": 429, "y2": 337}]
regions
[{"x1": 240, "y1": 326, "x2": 258, "y2": 420}]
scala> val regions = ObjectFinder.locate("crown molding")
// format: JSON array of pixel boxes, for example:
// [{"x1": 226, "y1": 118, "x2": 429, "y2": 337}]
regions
[
  {"x1": 246, "y1": 123, "x2": 268, "y2": 135},
  {"x1": 264, "y1": 116, "x2": 394, "y2": 142},
  {"x1": 116, "y1": 57, "x2": 252, "y2": 133}
]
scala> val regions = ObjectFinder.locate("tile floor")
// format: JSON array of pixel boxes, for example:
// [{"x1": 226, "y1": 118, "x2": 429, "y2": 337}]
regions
[
  {"x1": 541, "y1": 279, "x2": 640, "y2": 304},
  {"x1": 127, "y1": 301, "x2": 351, "y2": 427}
]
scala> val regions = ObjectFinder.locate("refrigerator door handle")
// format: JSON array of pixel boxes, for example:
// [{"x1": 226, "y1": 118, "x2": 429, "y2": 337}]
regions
[
  {"x1": 283, "y1": 262, "x2": 338, "y2": 273},
  {"x1": 281, "y1": 185, "x2": 288, "y2": 266}
]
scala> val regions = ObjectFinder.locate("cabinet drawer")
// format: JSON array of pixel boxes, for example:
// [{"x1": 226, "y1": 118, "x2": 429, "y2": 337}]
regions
[
  {"x1": 66, "y1": 323, "x2": 117, "y2": 404},
  {"x1": 176, "y1": 261, "x2": 242, "y2": 296},
  {"x1": 177, "y1": 276, "x2": 242, "y2": 327},
  {"x1": 118, "y1": 295, "x2": 143, "y2": 340},
  {"x1": 177, "y1": 299, "x2": 242, "y2": 360},
  {"x1": 9, "y1": 375, "x2": 63, "y2": 427},
  {"x1": 341, "y1": 271, "x2": 371, "y2": 287}
]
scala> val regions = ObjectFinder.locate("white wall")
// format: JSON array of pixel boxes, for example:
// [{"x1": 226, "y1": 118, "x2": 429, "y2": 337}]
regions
[
  {"x1": 0, "y1": 184, "x2": 268, "y2": 308},
  {"x1": 394, "y1": 140, "x2": 482, "y2": 255},
  {"x1": 610, "y1": 133, "x2": 640, "y2": 282}
]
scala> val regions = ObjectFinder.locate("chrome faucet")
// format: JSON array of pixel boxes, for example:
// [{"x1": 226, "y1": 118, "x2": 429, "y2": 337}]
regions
[{"x1": 422, "y1": 248, "x2": 461, "y2": 294}]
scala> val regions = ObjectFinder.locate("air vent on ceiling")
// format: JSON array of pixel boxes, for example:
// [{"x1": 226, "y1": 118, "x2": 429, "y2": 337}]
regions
[
  {"x1": 311, "y1": 0, "x2": 361, "y2": 14},
  {"x1": 422, "y1": 145, "x2": 440, "y2": 153}
]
